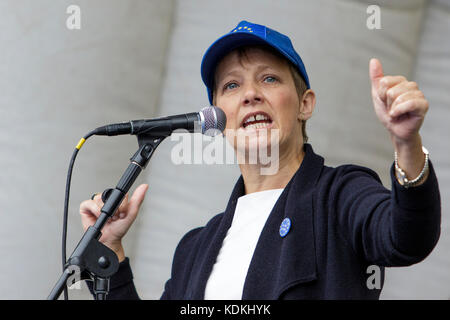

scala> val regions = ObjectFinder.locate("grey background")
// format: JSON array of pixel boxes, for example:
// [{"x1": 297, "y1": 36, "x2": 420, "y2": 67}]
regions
[{"x1": 0, "y1": 0, "x2": 448, "y2": 299}]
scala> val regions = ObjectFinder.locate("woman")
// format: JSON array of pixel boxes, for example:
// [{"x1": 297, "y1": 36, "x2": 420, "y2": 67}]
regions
[{"x1": 80, "y1": 21, "x2": 441, "y2": 299}]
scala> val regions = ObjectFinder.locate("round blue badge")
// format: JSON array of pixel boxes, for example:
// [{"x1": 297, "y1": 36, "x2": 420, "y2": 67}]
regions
[{"x1": 279, "y1": 218, "x2": 291, "y2": 237}]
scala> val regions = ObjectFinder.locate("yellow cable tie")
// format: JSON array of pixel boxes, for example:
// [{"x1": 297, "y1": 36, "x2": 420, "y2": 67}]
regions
[{"x1": 76, "y1": 138, "x2": 86, "y2": 150}]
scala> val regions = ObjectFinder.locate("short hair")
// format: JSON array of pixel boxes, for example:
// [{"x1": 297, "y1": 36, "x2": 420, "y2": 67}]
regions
[{"x1": 211, "y1": 45, "x2": 309, "y2": 143}]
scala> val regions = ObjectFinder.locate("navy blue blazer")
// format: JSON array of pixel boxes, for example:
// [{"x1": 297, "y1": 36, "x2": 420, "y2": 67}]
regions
[{"x1": 101, "y1": 144, "x2": 441, "y2": 300}]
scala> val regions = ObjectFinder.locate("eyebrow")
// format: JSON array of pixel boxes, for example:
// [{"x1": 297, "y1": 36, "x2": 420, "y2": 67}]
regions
[{"x1": 216, "y1": 64, "x2": 277, "y2": 84}]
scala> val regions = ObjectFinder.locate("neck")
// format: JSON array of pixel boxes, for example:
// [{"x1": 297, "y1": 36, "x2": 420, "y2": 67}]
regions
[{"x1": 239, "y1": 144, "x2": 305, "y2": 194}]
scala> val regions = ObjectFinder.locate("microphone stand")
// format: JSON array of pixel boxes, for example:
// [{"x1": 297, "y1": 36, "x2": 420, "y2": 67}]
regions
[{"x1": 48, "y1": 134, "x2": 165, "y2": 300}]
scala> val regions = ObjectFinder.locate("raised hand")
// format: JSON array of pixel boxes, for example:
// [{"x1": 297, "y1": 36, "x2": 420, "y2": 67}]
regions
[
  {"x1": 369, "y1": 58, "x2": 428, "y2": 145},
  {"x1": 369, "y1": 58, "x2": 428, "y2": 182}
]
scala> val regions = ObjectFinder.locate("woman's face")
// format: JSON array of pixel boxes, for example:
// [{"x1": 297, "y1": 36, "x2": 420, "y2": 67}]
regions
[{"x1": 214, "y1": 47, "x2": 303, "y2": 158}]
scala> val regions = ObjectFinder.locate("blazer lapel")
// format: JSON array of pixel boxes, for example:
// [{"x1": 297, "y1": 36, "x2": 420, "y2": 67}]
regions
[
  {"x1": 242, "y1": 144, "x2": 324, "y2": 299},
  {"x1": 187, "y1": 144, "x2": 324, "y2": 300},
  {"x1": 187, "y1": 175, "x2": 245, "y2": 299}
]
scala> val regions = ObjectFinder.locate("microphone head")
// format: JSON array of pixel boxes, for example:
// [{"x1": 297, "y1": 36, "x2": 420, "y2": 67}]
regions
[{"x1": 199, "y1": 106, "x2": 227, "y2": 136}]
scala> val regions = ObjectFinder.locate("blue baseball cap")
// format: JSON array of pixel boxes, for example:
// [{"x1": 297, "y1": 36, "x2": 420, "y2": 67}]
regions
[{"x1": 201, "y1": 20, "x2": 310, "y2": 105}]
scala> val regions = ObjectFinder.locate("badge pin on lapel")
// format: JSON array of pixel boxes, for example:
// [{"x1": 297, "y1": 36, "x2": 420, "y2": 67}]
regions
[{"x1": 279, "y1": 217, "x2": 291, "y2": 237}]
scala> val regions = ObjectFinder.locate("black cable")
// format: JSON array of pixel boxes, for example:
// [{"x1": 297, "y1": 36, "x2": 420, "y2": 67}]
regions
[{"x1": 61, "y1": 130, "x2": 97, "y2": 300}]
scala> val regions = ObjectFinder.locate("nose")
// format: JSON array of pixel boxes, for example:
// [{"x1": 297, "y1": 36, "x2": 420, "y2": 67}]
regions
[{"x1": 242, "y1": 82, "x2": 263, "y2": 106}]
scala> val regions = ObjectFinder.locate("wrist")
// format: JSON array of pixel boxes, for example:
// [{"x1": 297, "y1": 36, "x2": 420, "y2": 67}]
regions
[
  {"x1": 391, "y1": 133, "x2": 422, "y2": 154},
  {"x1": 104, "y1": 241, "x2": 126, "y2": 263},
  {"x1": 392, "y1": 134, "x2": 424, "y2": 176},
  {"x1": 394, "y1": 145, "x2": 429, "y2": 188}
]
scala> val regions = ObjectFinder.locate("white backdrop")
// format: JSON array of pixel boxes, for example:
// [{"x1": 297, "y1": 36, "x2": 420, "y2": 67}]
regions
[
  {"x1": 0, "y1": 0, "x2": 448, "y2": 299},
  {"x1": 0, "y1": 0, "x2": 174, "y2": 299}
]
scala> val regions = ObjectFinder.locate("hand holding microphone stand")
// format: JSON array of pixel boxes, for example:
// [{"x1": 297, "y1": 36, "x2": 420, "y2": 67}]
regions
[
  {"x1": 47, "y1": 106, "x2": 226, "y2": 300},
  {"x1": 48, "y1": 134, "x2": 164, "y2": 300}
]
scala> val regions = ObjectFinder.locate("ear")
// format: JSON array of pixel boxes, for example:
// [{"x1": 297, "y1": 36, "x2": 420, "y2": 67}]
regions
[{"x1": 298, "y1": 89, "x2": 316, "y2": 121}]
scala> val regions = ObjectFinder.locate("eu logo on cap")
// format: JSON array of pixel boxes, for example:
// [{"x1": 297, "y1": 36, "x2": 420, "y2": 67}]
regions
[{"x1": 231, "y1": 21, "x2": 266, "y2": 38}]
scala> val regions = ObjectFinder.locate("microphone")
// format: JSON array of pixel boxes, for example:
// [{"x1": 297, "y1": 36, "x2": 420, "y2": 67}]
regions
[{"x1": 93, "y1": 106, "x2": 226, "y2": 137}]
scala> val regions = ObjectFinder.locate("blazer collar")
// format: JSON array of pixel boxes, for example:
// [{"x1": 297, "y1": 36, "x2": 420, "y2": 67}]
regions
[{"x1": 189, "y1": 143, "x2": 324, "y2": 299}]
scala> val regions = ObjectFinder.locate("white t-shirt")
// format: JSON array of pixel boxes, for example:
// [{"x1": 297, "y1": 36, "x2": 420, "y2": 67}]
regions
[{"x1": 204, "y1": 188, "x2": 284, "y2": 300}]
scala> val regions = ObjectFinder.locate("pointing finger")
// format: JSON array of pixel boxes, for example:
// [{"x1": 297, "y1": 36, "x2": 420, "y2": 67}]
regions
[{"x1": 126, "y1": 184, "x2": 149, "y2": 221}]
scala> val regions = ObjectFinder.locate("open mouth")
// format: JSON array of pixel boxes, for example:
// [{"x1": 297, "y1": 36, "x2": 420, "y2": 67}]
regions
[{"x1": 241, "y1": 112, "x2": 273, "y2": 130}]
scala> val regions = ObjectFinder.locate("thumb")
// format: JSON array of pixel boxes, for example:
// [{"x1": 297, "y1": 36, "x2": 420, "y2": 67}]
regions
[{"x1": 369, "y1": 58, "x2": 384, "y2": 89}]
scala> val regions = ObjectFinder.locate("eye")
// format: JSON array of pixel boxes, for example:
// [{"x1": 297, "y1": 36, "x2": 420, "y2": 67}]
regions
[
  {"x1": 224, "y1": 82, "x2": 239, "y2": 91},
  {"x1": 263, "y1": 76, "x2": 277, "y2": 83}
]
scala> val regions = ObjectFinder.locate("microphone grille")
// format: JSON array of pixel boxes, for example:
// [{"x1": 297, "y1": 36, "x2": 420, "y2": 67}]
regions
[{"x1": 200, "y1": 106, "x2": 227, "y2": 136}]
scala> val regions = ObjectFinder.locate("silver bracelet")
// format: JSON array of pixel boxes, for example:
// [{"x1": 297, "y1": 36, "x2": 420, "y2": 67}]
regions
[{"x1": 394, "y1": 146, "x2": 429, "y2": 188}]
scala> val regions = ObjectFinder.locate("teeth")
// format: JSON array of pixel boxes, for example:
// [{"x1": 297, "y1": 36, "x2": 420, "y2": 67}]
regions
[
  {"x1": 245, "y1": 122, "x2": 270, "y2": 130},
  {"x1": 244, "y1": 113, "x2": 269, "y2": 125}
]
